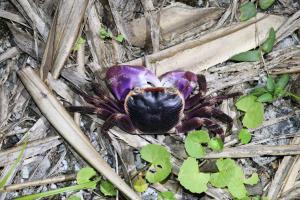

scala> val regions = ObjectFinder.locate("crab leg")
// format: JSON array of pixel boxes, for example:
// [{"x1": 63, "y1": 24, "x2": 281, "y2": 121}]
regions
[
  {"x1": 69, "y1": 84, "x2": 120, "y2": 113},
  {"x1": 185, "y1": 106, "x2": 233, "y2": 131},
  {"x1": 91, "y1": 82, "x2": 124, "y2": 111},
  {"x1": 176, "y1": 117, "x2": 224, "y2": 139},
  {"x1": 67, "y1": 106, "x2": 113, "y2": 120},
  {"x1": 101, "y1": 114, "x2": 137, "y2": 134},
  {"x1": 190, "y1": 92, "x2": 242, "y2": 110}
]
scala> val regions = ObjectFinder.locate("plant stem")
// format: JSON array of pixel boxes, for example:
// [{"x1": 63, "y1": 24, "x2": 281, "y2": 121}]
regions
[
  {"x1": 285, "y1": 91, "x2": 300, "y2": 101},
  {"x1": 15, "y1": 179, "x2": 99, "y2": 200}
]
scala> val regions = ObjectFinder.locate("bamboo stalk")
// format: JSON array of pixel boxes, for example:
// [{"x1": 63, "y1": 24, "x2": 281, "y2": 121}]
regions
[{"x1": 18, "y1": 67, "x2": 140, "y2": 200}]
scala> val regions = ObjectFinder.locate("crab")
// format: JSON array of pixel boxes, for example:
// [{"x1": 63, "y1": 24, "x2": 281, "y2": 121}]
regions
[{"x1": 68, "y1": 65, "x2": 240, "y2": 139}]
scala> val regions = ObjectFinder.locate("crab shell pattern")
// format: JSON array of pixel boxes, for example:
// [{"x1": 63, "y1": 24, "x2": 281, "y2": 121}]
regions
[{"x1": 68, "y1": 65, "x2": 240, "y2": 139}]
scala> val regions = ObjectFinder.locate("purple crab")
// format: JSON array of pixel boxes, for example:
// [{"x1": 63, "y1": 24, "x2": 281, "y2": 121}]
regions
[{"x1": 68, "y1": 65, "x2": 240, "y2": 139}]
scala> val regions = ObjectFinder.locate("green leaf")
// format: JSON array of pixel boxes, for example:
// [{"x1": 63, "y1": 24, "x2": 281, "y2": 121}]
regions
[
  {"x1": 257, "y1": 93, "x2": 273, "y2": 103},
  {"x1": 261, "y1": 28, "x2": 276, "y2": 53},
  {"x1": 178, "y1": 157, "x2": 210, "y2": 194},
  {"x1": 242, "y1": 101, "x2": 264, "y2": 128},
  {"x1": 274, "y1": 88, "x2": 285, "y2": 98},
  {"x1": 133, "y1": 176, "x2": 148, "y2": 193},
  {"x1": 114, "y1": 34, "x2": 124, "y2": 43},
  {"x1": 99, "y1": 27, "x2": 113, "y2": 39},
  {"x1": 184, "y1": 130, "x2": 210, "y2": 158},
  {"x1": 76, "y1": 167, "x2": 97, "y2": 184},
  {"x1": 250, "y1": 87, "x2": 268, "y2": 96},
  {"x1": 140, "y1": 144, "x2": 172, "y2": 183},
  {"x1": 236, "y1": 95, "x2": 264, "y2": 128},
  {"x1": 228, "y1": 180, "x2": 248, "y2": 199},
  {"x1": 259, "y1": 0, "x2": 276, "y2": 10},
  {"x1": 67, "y1": 195, "x2": 81, "y2": 200},
  {"x1": 275, "y1": 74, "x2": 289, "y2": 90},
  {"x1": 0, "y1": 134, "x2": 28, "y2": 189},
  {"x1": 239, "y1": 2, "x2": 257, "y2": 21},
  {"x1": 158, "y1": 191, "x2": 176, "y2": 200},
  {"x1": 230, "y1": 50, "x2": 261, "y2": 62},
  {"x1": 244, "y1": 172, "x2": 259, "y2": 185},
  {"x1": 266, "y1": 76, "x2": 275, "y2": 92},
  {"x1": 238, "y1": 129, "x2": 252, "y2": 144},
  {"x1": 100, "y1": 180, "x2": 117, "y2": 196},
  {"x1": 236, "y1": 95, "x2": 257, "y2": 112},
  {"x1": 73, "y1": 36, "x2": 85, "y2": 51},
  {"x1": 209, "y1": 158, "x2": 256, "y2": 199},
  {"x1": 208, "y1": 137, "x2": 224, "y2": 151}
]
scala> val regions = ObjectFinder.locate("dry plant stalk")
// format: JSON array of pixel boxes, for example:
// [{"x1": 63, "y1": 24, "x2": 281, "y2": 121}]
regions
[
  {"x1": 125, "y1": 3, "x2": 223, "y2": 47},
  {"x1": 18, "y1": 67, "x2": 140, "y2": 200},
  {"x1": 40, "y1": 0, "x2": 89, "y2": 80},
  {"x1": 124, "y1": 14, "x2": 285, "y2": 75},
  {"x1": 204, "y1": 144, "x2": 300, "y2": 158}
]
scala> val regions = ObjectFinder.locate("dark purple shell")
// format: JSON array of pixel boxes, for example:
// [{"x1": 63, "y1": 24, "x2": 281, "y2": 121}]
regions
[
  {"x1": 125, "y1": 88, "x2": 184, "y2": 133},
  {"x1": 106, "y1": 65, "x2": 161, "y2": 101}
]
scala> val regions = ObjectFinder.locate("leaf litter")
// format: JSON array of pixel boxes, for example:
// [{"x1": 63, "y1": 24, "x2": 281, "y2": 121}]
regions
[{"x1": 0, "y1": 0, "x2": 300, "y2": 199}]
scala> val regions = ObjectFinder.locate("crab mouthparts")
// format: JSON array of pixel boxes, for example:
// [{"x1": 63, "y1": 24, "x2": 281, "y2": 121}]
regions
[{"x1": 125, "y1": 87, "x2": 184, "y2": 133}]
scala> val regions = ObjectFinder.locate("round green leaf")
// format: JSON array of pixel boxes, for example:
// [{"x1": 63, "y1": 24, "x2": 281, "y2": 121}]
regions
[
  {"x1": 178, "y1": 157, "x2": 210, "y2": 194},
  {"x1": 259, "y1": 0, "x2": 276, "y2": 10},
  {"x1": 242, "y1": 101, "x2": 264, "y2": 129},
  {"x1": 140, "y1": 144, "x2": 172, "y2": 183},
  {"x1": 100, "y1": 180, "x2": 117, "y2": 196},
  {"x1": 133, "y1": 176, "x2": 148, "y2": 193},
  {"x1": 158, "y1": 191, "x2": 176, "y2": 200},
  {"x1": 236, "y1": 95, "x2": 257, "y2": 112},
  {"x1": 228, "y1": 180, "x2": 248, "y2": 199},
  {"x1": 184, "y1": 130, "x2": 210, "y2": 158},
  {"x1": 238, "y1": 129, "x2": 252, "y2": 144},
  {"x1": 239, "y1": 2, "x2": 257, "y2": 21},
  {"x1": 209, "y1": 158, "x2": 250, "y2": 199},
  {"x1": 208, "y1": 137, "x2": 224, "y2": 151},
  {"x1": 76, "y1": 167, "x2": 97, "y2": 184}
]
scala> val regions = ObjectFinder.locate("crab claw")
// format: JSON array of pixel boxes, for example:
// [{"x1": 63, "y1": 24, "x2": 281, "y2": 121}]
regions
[
  {"x1": 106, "y1": 65, "x2": 161, "y2": 101},
  {"x1": 160, "y1": 71, "x2": 198, "y2": 99}
]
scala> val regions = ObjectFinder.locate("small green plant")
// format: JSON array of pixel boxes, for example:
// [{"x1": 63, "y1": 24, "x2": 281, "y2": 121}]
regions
[
  {"x1": 133, "y1": 174, "x2": 148, "y2": 193},
  {"x1": 178, "y1": 157, "x2": 210, "y2": 193},
  {"x1": 73, "y1": 36, "x2": 86, "y2": 51},
  {"x1": 236, "y1": 95, "x2": 264, "y2": 129},
  {"x1": 239, "y1": 129, "x2": 252, "y2": 144},
  {"x1": 184, "y1": 130, "x2": 224, "y2": 158},
  {"x1": 158, "y1": 191, "x2": 176, "y2": 200},
  {"x1": 239, "y1": 2, "x2": 257, "y2": 21},
  {"x1": 231, "y1": 27, "x2": 276, "y2": 62},
  {"x1": 99, "y1": 27, "x2": 124, "y2": 43},
  {"x1": 0, "y1": 135, "x2": 28, "y2": 190},
  {"x1": 100, "y1": 180, "x2": 117, "y2": 196},
  {"x1": 140, "y1": 144, "x2": 172, "y2": 183},
  {"x1": 210, "y1": 158, "x2": 259, "y2": 199},
  {"x1": 16, "y1": 167, "x2": 116, "y2": 200},
  {"x1": 259, "y1": 0, "x2": 276, "y2": 10}
]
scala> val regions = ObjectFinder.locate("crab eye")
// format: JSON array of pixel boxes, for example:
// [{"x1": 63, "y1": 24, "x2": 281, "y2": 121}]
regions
[{"x1": 166, "y1": 87, "x2": 177, "y2": 94}]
